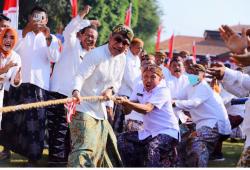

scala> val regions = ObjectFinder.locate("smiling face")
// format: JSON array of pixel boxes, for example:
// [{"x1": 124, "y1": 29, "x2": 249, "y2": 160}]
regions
[
  {"x1": 108, "y1": 33, "x2": 130, "y2": 56},
  {"x1": 79, "y1": 28, "x2": 98, "y2": 50},
  {"x1": 170, "y1": 60, "x2": 184, "y2": 78},
  {"x1": 2, "y1": 30, "x2": 15, "y2": 52},
  {"x1": 142, "y1": 69, "x2": 162, "y2": 92}
]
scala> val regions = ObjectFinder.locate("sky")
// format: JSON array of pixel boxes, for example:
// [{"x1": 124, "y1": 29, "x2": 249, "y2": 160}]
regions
[{"x1": 157, "y1": 0, "x2": 250, "y2": 41}]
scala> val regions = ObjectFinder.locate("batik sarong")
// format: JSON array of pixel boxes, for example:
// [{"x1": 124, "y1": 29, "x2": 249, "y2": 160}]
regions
[
  {"x1": 124, "y1": 119, "x2": 143, "y2": 132},
  {"x1": 0, "y1": 83, "x2": 46, "y2": 161},
  {"x1": 46, "y1": 91, "x2": 71, "y2": 166},
  {"x1": 118, "y1": 131, "x2": 178, "y2": 167},
  {"x1": 177, "y1": 125, "x2": 219, "y2": 167},
  {"x1": 237, "y1": 146, "x2": 250, "y2": 167},
  {"x1": 67, "y1": 112, "x2": 122, "y2": 167}
]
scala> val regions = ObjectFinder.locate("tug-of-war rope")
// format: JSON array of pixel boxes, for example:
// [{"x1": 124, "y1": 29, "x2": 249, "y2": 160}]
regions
[{"x1": 0, "y1": 96, "x2": 116, "y2": 114}]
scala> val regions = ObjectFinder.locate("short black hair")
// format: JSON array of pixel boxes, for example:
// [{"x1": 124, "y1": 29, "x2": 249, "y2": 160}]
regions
[
  {"x1": 79, "y1": 25, "x2": 98, "y2": 34},
  {"x1": 170, "y1": 55, "x2": 183, "y2": 65},
  {"x1": 30, "y1": 6, "x2": 47, "y2": 15},
  {"x1": 0, "y1": 14, "x2": 11, "y2": 22}
]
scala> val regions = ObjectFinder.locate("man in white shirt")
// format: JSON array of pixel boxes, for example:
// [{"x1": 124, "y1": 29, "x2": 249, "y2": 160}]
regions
[
  {"x1": 116, "y1": 64, "x2": 179, "y2": 167},
  {"x1": 173, "y1": 64, "x2": 231, "y2": 167},
  {"x1": 113, "y1": 38, "x2": 143, "y2": 133},
  {"x1": 1, "y1": 6, "x2": 60, "y2": 165},
  {"x1": 207, "y1": 24, "x2": 250, "y2": 167},
  {"x1": 45, "y1": 6, "x2": 99, "y2": 166},
  {"x1": 167, "y1": 56, "x2": 189, "y2": 99},
  {"x1": 69, "y1": 24, "x2": 134, "y2": 167},
  {"x1": 124, "y1": 55, "x2": 156, "y2": 133}
]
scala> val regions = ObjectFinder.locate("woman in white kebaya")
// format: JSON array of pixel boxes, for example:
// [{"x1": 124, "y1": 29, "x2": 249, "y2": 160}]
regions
[{"x1": 0, "y1": 27, "x2": 21, "y2": 128}]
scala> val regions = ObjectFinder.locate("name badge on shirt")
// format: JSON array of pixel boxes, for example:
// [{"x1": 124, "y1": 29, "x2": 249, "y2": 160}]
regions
[{"x1": 136, "y1": 93, "x2": 143, "y2": 97}]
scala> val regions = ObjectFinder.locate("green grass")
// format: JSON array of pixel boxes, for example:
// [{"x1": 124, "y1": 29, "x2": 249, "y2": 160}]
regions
[
  {"x1": 208, "y1": 139, "x2": 244, "y2": 167},
  {"x1": 0, "y1": 147, "x2": 49, "y2": 167},
  {"x1": 0, "y1": 139, "x2": 245, "y2": 167}
]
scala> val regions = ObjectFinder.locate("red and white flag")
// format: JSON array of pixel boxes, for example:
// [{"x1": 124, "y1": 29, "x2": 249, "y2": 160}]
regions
[
  {"x1": 192, "y1": 41, "x2": 197, "y2": 63},
  {"x1": 70, "y1": 0, "x2": 78, "y2": 18},
  {"x1": 64, "y1": 101, "x2": 76, "y2": 123},
  {"x1": 155, "y1": 24, "x2": 162, "y2": 51},
  {"x1": 167, "y1": 33, "x2": 174, "y2": 66},
  {"x1": 124, "y1": 3, "x2": 132, "y2": 27},
  {"x1": 3, "y1": 0, "x2": 19, "y2": 29},
  {"x1": 168, "y1": 33, "x2": 174, "y2": 59}
]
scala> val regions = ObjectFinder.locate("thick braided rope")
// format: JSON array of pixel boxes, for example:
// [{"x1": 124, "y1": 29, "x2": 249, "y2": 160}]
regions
[{"x1": 0, "y1": 96, "x2": 116, "y2": 113}]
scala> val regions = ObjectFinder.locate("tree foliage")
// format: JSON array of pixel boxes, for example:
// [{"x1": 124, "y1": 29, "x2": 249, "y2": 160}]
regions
[{"x1": 1, "y1": 0, "x2": 160, "y2": 49}]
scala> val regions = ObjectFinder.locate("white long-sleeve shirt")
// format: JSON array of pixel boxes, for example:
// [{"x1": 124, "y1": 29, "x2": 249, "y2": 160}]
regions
[
  {"x1": 220, "y1": 86, "x2": 245, "y2": 117},
  {"x1": 50, "y1": 16, "x2": 90, "y2": 96},
  {"x1": 73, "y1": 44, "x2": 126, "y2": 120},
  {"x1": 166, "y1": 73, "x2": 190, "y2": 99},
  {"x1": 0, "y1": 51, "x2": 22, "y2": 129},
  {"x1": 175, "y1": 80, "x2": 231, "y2": 135},
  {"x1": 15, "y1": 31, "x2": 60, "y2": 90},
  {"x1": 222, "y1": 68, "x2": 250, "y2": 148},
  {"x1": 222, "y1": 68, "x2": 250, "y2": 97},
  {"x1": 166, "y1": 73, "x2": 190, "y2": 122},
  {"x1": 118, "y1": 49, "x2": 140, "y2": 96}
]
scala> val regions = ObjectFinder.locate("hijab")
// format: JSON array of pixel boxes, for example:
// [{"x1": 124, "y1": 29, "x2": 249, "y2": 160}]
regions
[{"x1": 0, "y1": 28, "x2": 18, "y2": 57}]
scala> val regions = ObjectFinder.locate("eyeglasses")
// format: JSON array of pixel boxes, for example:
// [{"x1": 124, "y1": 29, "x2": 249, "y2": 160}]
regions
[
  {"x1": 113, "y1": 36, "x2": 130, "y2": 46},
  {"x1": 46, "y1": 37, "x2": 52, "y2": 41}
]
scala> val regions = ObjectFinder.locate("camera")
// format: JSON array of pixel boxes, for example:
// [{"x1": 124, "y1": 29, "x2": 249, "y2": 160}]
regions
[{"x1": 33, "y1": 13, "x2": 43, "y2": 22}]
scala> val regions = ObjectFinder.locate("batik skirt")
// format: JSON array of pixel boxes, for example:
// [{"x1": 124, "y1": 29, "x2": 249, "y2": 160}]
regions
[
  {"x1": 46, "y1": 91, "x2": 71, "y2": 166},
  {"x1": 118, "y1": 131, "x2": 178, "y2": 167},
  {"x1": 0, "y1": 83, "x2": 46, "y2": 161}
]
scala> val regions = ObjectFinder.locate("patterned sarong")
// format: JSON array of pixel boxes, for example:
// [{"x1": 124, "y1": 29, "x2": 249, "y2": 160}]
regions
[
  {"x1": 237, "y1": 146, "x2": 250, "y2": 167},
  {"x1": 118, "y1": 131, "x2": 178, "y2": 167},
  {"x1": 124, "y1": 119, "x2": 143, "y2": 132},
  {"x1": 68, "y1": 112, "x2": 122, "y2": 167},
  {"x1": 113, "y1": 103, "x2": 126, "y2": 134},
  {"x1": 46, "y1": 91, "x2": 71, "y2": 166},
  {"x1": 0, "y1": 83, "x2": 46, "y2": 161},
  {"x1": 177, "y1": 124, "x2": 219, "y2": 167}
]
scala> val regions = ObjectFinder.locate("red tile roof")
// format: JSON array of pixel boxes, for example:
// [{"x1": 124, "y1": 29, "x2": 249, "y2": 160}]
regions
[
  {"x1": 159, "y1": 24, "x2": 250, "y2": 57},
  {"x1": 159, "y1": 35, "x2": 230, "y2": 56}
]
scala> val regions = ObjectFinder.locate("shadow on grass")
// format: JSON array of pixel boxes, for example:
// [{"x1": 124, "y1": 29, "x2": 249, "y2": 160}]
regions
[
  {"x1": 208, "y1": 140, "x2": 244, "y2": 167},
  {"x1": 0, "y1": 146, "x2": 49, "y2": 167},
  {"x1": 0, "y1": 139, "x2": 245, "y2": 167}
]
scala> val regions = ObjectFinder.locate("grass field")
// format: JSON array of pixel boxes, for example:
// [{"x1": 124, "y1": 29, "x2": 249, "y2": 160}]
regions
[{"x1": 0, "y1": 139, "x2": 245, "y2": 167}]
